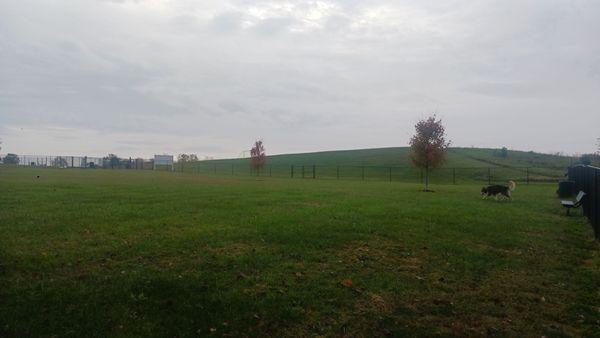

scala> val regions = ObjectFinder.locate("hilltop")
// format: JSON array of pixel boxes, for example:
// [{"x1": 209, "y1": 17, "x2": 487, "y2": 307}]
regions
[
  {"x1": 190, "y1": 147, "x2": 579, "y2": 183},
  {"x1": 207, "y1": 147, "x2": 575, "y2": 169}
]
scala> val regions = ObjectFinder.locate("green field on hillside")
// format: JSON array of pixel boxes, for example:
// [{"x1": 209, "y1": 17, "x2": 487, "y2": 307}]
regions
[
  {"x1": 206, "y1": 147, "x2": 575, "y2": 168},
  {"x1": 1, "y1": 167, "x2": 598, "y2": 337},
  {"x1": 179, "y1": 147, "x2": 576, "y2": 183}
]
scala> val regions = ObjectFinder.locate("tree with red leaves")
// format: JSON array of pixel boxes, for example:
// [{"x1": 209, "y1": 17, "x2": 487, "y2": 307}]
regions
[
  {"x1": 409, "y1": 115, "x2": 451, "y2": 191},
  {"x1": 250, "y1": 139, "x2": 266, "y2": 172}
]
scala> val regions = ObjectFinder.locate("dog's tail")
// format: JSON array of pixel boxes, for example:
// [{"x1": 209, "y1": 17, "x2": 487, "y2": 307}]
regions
[{"x1": 508, "y1": 180, "x2": 516, "y2": 191}]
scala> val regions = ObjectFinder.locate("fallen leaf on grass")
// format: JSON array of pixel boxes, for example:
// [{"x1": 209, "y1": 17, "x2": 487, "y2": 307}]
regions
[{"x1": 341, "y1": 279, "x2": 353, "y2": 287}]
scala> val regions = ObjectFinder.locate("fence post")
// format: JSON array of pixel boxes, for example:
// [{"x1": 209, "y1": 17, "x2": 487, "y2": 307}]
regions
[
  {"x1": 526, "y1": 167, "x2": 530, "y2": 185},
  {"x1": 291, "y1": 165, "x2": 294, "y2": 178},
  {"x1": 389, "y1": 167, "x2": 392, "y2": 182},
  {"x1": 313, "y1": 165, "x2": 316, "y2": 179},
  {"x1": 453, "y1": 168, "x2": 456, "y2": 185},
  {"x1": 488, "y1": 167, "x2": 491, "y2": 185}
]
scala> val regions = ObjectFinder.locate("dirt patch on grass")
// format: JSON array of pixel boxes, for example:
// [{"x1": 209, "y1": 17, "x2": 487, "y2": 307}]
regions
[
  {"x1": 427, "y1": 268, "x2": 583, "y2": 336},
  {"x1": 475, "y1": 242, "x2": 524, "y2": 257},
  {"x1": 209, "y1": 242, "x2": 267, "y2": 257},
  {"x1": 580, "y1": 257, "x2": 600, "y2": 273},
  {"x1": 334, "y1": 238, "x2": 422, "y2": 273},
  {"x1": 316, "y1": 237, "x2": 592, "y2": 336},
  {"x1": 356, "y1": 292, "x2": 394, "y2": 314}
]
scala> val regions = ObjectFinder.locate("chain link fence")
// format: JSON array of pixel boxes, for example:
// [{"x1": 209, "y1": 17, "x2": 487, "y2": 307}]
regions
[
  {"x1": 176, "y1": 162, "x2": 566, "y2": 185},
  {"x1": 3, "y1": 154, "x2": 566, "y2": 185},
  {"x1": 8, "y1": 155, "x2": 156, "y2": 170}
]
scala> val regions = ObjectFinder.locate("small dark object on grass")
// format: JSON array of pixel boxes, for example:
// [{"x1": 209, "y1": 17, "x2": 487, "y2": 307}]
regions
[{"x1": 36, "y1": 175, "x2": 40, "y2": 179}]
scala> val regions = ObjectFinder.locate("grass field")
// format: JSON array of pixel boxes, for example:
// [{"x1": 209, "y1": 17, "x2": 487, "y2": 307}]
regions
[
  {"x1": 182, "y1": 147, "x2": 581, "y2": 183},
  {"x1": 206, "y1": 147, "x2": 577, "y2": 168},
  {"x1": 1, "y1": 166, "x2": 598, "y2": 337}
]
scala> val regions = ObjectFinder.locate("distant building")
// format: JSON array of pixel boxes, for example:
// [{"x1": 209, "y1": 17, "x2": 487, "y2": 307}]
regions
[{"x1": 153, "y1": 155, "x2": 174, "y2": 171}]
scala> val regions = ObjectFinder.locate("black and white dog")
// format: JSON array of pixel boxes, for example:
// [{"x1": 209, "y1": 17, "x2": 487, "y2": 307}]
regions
[{"x1": 481, "y1": 181, "x2": 516, "y2": 200}]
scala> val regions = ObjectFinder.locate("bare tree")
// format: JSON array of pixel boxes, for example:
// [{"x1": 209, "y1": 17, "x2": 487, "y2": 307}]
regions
[
  {"x1": 177, "y1": 154, "x2": 199, "y2": 162},
  {"x1": 250, "y1": 140, "x2": 267, "y2": 172},
  {"x1": 409, "y1": 115, "x2": 451, "y2": 191},
  {"x1": 4, "y1": 153, "x2": 19, "y2": 165}
]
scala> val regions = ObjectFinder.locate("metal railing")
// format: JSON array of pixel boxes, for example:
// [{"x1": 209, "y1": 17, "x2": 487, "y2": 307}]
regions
[
  {"x1": 9, "y1": 155, "x2": 158, "y2": 170},
  {"x1": 176, "y1": 162, "x2": 565, "y2": 185},
  {"x1": 3, "y1": 154, "x2": 567, "y2": 185}
]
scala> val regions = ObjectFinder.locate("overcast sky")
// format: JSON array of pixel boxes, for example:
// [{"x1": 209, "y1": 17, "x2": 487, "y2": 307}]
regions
[{"x1": 1, "y1": 0, "x2": 598, "y2": 158}]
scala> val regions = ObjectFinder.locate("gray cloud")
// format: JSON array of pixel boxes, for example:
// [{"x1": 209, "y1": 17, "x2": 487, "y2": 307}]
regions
[
  {"x1": 0, "y1": 0, "x2": 599, "y2": 158},
  {"x1": 210, "y1": 11, "x2": 245, "y2": 33}
]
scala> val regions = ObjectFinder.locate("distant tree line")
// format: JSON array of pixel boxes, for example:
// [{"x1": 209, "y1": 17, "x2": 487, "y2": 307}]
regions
[
  {"x1": 177, "y1": 154, "x2": 199, "y2": 162},
  {"x1": 494, "y1": 147, "x2": 509, "y2": 158},
  {"x1": 2, "y1": 153, "x2": 19, "y2": 164},
  {"x1": 578, "y1": 153, "x2": 600, "y2": 166},
  {"x1": 102, "y1": 154, "x2": 139, "y2": 169}
]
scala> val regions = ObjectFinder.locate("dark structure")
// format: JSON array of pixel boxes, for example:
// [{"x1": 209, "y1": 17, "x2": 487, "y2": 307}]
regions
[
  {"x1": 568, "y1": 165, "x2": 600, "y2": 239},
  {"x1": 557, "y1": 180, "x2": 577, "y2": 198}
]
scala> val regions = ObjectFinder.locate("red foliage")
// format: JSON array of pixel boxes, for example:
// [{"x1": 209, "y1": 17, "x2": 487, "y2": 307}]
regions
[
  {"x1": 250, "y1": 140, "x2": 266, "y2": 169},
  {"x1": 410, "y1": 115, "x2": 451, "y2": 170}
]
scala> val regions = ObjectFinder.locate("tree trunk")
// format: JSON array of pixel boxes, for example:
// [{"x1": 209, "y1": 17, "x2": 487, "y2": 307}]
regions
[{"x1": 425, "y1": 165, "x2": 429, "y2": 191}]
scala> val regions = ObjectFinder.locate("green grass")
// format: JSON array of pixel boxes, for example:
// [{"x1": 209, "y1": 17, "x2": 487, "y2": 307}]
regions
[
  {"x1": 1, "y1": 167, "x2": 598, "y2": 337},
  {"x1": 183, "y1": 147, "x2": 577, "y2": 183},
  {"x1": 208, "y1": 147, "x2": 575, "y2": 168}
]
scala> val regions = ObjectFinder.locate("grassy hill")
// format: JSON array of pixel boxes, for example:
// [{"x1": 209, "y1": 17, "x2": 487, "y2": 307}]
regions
[
  {"x1": 182, "y1": 147, "x2": 577, "y2": 183},
  {"x1": 203, "y1": 147, "x2": 574, "y2": 168}
]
